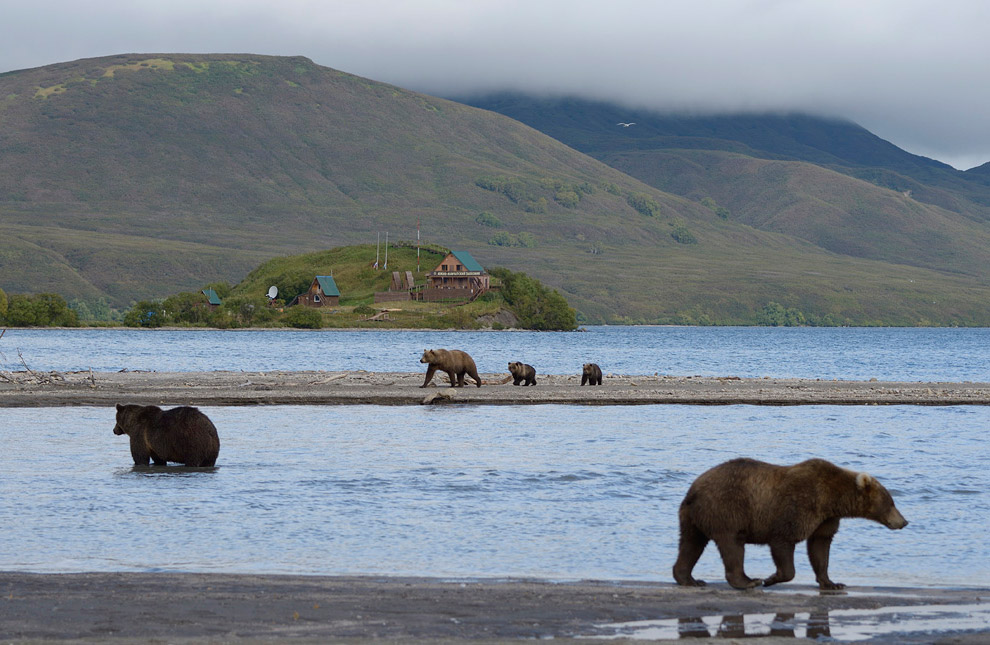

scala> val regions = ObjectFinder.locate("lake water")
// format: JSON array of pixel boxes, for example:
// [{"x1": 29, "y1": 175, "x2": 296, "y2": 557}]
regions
[
  {"x1": 2, "y1": 326, "x2": 990, "y2": 381},
  {"x1": 0, "y1": 328, "x2": 988, "y2": 588}
]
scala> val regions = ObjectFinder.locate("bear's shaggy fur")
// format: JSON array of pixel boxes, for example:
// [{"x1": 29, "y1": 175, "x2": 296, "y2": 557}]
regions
[
  {"x1": 113, "y1": 403, "x2": 220, "y2": 467},
  {"x1": 420, "y1": 349, "x2": 481, "y2": 388},
  {"x1": 672, "y1": 457, "x2": 908, "y2": 590},
  {"x1": 508, "y1": 361, "x2": 537, "y2": 386},
  {"x1": 581, "y1": 363, "x2": 602, "y2": 386}
]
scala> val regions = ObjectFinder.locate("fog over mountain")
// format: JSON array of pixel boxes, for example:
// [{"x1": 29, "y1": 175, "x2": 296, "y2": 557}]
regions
[{"x1": 2, "y1": 0, "x2": 989, "y2": 169}]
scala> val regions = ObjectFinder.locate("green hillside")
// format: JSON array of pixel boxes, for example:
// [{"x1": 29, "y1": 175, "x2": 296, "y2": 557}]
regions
[{"x1": 2, "y1": 55, "x2": 990, "y2": 324}]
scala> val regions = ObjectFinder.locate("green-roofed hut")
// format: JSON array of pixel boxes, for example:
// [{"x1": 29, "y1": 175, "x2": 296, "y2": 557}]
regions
[
  {"x1": 423, "y1": 251, "x2": 489, "y2": 301},
  {"x1": 202, "y1": 288, "x2": 222, "y2": 308},
  {"x1": 296, "y1": 275, "x2": 340, "y2": 307}
]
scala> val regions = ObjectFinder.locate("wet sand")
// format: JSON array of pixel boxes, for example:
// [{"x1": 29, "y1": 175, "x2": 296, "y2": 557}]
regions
[
  {"x1": 2, "y1": 572, "x2": 988, "y2": 643},
  {"x1": 1, "y1": 369, "x2": 989, "y2": 407}
]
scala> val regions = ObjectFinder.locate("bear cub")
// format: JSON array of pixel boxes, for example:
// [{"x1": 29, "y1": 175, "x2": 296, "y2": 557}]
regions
[
  {"x1": 673, "y1": 457, "x2": 908, "y2": 590},
  {"x1": 581, "y1": 363, "x2": 602, "y2": 386},
  {"x1": 420, "y1": 348, "x2": 481, "y2": 387},
  {"x1": 508, "y1": 361, "x2": 537, "y2": 386},
  {"x1": 113, "y1": 403, "x2": 220, "y2": 467}
]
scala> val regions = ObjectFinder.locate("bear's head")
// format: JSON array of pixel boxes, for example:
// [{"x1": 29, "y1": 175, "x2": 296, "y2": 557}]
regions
[
  {"x1": 583, "y1": 363, "x2": 593, "y2": 371},
  {"x1": 421, "y1": 349, "x2": 441, "y2": 364},
  {"x1": 856, "y1": 472, "x2": 909, "y2": 530},
  {"x1": 113, "y1": 403, "x2": 143, "y2": 436}
]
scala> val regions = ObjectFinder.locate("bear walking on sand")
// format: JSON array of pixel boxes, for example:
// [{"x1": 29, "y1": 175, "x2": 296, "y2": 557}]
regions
[
  {"x1": 581, "y1": 363, "x2": 602, "y2": 386},
  {"x1": 113, "y1": 403, "x2": 220, "y2": 467},
  {"x1": 672, "y1": 457, "x2": 908, "y2": 590},
  {"x1": 508, "y1": 361, "x2": 537, "y2": 386},
  {"x1": 420, "y1": 349, "x2": 481, "y2": 388}
]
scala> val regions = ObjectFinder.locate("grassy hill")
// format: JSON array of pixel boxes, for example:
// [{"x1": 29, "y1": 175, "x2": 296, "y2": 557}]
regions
[{"x1": 3, "y1": 55, "x2": 990, "y2": 324}]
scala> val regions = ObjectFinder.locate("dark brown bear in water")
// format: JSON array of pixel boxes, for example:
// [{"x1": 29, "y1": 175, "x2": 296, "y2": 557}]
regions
[
  {"x1": 672, "y1": 457, "x2": 908, "y2": 590},
  {"x1": 113, "y1": 404, "x2": 220, "y2": 467},
  {"x1": 581, "y1": 363, "x2": 602, "y2": 386},
  {"x1": 420, "y1": 349, "x2": 481, "y2": 387},
  {"x1": 508, "y1": 361, "x2": 537, "y2": 386}
]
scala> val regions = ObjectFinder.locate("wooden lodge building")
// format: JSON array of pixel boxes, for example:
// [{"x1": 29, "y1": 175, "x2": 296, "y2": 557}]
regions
[
  {"x1": 373, "y1": 250, "x2": 490, "y2": 304},
  {"x1": 292, "y1": 275, "x2": 340, "y2": 308},
  {"x1": 424, "y1": 251, "x2": 489, "y2": 300}
]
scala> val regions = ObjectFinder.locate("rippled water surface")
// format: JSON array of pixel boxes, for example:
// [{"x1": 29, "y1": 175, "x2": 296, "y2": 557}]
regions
[
  {"x1": 3, "y1": 326, "x2": 990, "y2": 381},
  {"x1": 2, "y1": 404, "x2": 987, "y2": 588}
]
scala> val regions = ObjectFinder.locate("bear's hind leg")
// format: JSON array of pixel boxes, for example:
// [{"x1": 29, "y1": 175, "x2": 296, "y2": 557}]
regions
[
  {"x1": 715, "y1": 534, "x2": 761, "y2": 589},
  {"x1": 673, "y1": 518, "x2": 709, "y2": 587},
  {"x1": 762, "y1": 542, "x2": 796, "y2": 587}
]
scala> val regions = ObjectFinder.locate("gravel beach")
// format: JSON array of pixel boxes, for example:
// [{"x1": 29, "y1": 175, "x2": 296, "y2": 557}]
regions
[{"x1": 2, "y1": 369, "x2": 989, "y2": 407}]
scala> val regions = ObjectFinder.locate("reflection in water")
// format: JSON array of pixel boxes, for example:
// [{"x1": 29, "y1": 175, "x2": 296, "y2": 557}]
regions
[
  {"x1": 675, "y1": 612, "x2": 831, "y2": 639},
  {"x1": 594, "y1": 603, "x2": 990, "y2": 641}
]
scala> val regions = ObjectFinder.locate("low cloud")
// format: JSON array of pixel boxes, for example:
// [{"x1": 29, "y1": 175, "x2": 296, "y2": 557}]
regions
[{"x1": 3, "y1": 0, "x2": 988, "y2": 168}]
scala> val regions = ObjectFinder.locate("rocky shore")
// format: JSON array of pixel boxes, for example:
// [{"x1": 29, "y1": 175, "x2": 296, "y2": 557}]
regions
[{"x1": 1, "y1": 369, "x2": 988, "y2": 407}]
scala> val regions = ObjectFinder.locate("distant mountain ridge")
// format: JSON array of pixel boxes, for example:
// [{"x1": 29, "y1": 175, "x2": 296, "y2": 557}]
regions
[{"x1": 2, "y1": 55, "x2": 990, "y2": 325}]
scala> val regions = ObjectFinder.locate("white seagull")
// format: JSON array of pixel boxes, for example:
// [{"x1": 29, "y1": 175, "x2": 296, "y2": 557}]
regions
[{"x1": 616, "y1": 122, "x2": 636, "y2": 127}]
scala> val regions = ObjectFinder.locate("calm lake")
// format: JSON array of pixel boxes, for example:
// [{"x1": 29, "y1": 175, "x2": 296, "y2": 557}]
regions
[{"x1": 0, "y1": 328, "x2": 988, "y2": 588}]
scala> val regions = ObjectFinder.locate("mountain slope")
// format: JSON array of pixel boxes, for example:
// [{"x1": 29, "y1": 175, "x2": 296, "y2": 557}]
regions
[{"x1": 2, "y1": 55, "x2": 990, "y2": 324}]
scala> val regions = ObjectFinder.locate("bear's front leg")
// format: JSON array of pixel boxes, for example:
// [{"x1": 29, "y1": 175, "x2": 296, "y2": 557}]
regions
[
  {"x1": 421, "y1": 365, "x2": 438, "y2": 388},
  {"x1": 808, "y1": 519, "x2": 845, "y2": 590},
  {"x1": 129, "y1": 437, "x2": 150, "y2": 466}
]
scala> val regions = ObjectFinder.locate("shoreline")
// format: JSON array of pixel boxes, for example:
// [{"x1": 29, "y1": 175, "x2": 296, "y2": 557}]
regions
[
  {"x1": 1, "y1": 370, "x2": 989, "y2": 407},
  {"x1": 2, "y1": 572, "x2": 988, "y2": 643}
]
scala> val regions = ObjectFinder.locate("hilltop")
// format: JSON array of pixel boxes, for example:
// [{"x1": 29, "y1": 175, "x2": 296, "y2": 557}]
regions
[{"x1": 2, "y1": 55, "x2": 990, "y2": 324}]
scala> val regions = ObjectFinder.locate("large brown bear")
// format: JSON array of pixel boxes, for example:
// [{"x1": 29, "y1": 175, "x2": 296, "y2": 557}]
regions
[
  {"x1": 581, "y1": 363, "x2": 602, "y2": 386},
  {"x1": 113, "y1": 403, "x2": 220, "y2": 467},
  {"x1": 420, "y1": 349, "x2": 481, "y2": 388},
  {"x1": 508, "y1": 361, "x2": 537, "y2": 386},
  {"x1": 672, "y1": 457, "x2": 908, "y2": 590}
]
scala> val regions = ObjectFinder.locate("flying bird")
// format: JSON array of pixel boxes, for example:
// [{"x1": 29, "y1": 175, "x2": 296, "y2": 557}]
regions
[{"x1": 616, "y1": 122, "x2": 636, "y2": 127}]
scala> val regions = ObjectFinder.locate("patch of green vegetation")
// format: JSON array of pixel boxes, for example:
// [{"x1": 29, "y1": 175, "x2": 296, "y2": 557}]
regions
[
  {"x1": 475, "y1": 212, "x2": 503, "y2": 228},
  {"x1": 627, "y1": 192, "x2": 661, "y2": 217},
  {"x1": 700, "y1": 196, "x2": 731, "y2": 219},
  {"x1": 489, "y1": 267, "x2": 577, "y2": 331},
  {"x1": 1, "y1": 293, "x2": 79, "y2": 326},
  {"x1": 488, "y1": 232, "x2": 536, "y2": 248},
  {"x1": 670, "y1": 222, "x2": 698, "y2": 244}
]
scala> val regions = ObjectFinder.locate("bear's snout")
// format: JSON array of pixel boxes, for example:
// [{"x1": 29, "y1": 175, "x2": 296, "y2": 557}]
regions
[
  {"x1": 113, "y1": 424, "x2": 125, "y2": 435},
  {"x1": 885, "y1": 507, "x2": 908, "y2": 530}
]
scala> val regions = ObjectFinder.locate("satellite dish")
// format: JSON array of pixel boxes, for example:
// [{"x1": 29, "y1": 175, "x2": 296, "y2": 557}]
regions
[{"x1": 267, "y1": 286, "x2": 278, "y2": 299}]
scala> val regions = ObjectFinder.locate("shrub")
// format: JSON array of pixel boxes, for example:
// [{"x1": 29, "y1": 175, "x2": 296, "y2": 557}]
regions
[
  {"x1": 0, "y1": 287, "x2": 6, "y2": 320},
  {"x1": 488, "y1": 267, "x2": 577, "y2": 331},
  {"x1": 627, "y1": 192, "x2": 661, "y2": 217},
  {"x1": 759, "y1": 302, "x2": 806, "y2": 326},
  {"x1": 124, "y1": 300, "x2": 166, "y2": 328},
  {"x1": 554, "y1": 189, "x2": 580, "y2": 208},
  {"x1": 353, "y1": 304, "x2": 376, "y2": 315},
  {"x1": 5, "y1": 293, "x2": 79, "y2": 327},
  {"x1": 475, "y1": 212, "x2": 503, "y2": 228},
  {"x1": 281, "y1": 306, "x2": 323, "y2": 329},
  {"x1": 670, "y1": 224, "x2": 698, "y2": 244}
]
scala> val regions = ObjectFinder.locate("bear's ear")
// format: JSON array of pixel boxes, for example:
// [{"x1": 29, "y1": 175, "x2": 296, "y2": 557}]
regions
[
  {"x1": 115, "y1": 403, "x2": 123, "y2": 411},
  {"x1": 856, "y1": 472, "x2": 874, "y2": 490}
]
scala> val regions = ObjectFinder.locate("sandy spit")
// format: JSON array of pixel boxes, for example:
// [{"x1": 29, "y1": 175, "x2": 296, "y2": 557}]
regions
[{"x1": 1, "y1": 370, "x2": 989, "y2": 407}]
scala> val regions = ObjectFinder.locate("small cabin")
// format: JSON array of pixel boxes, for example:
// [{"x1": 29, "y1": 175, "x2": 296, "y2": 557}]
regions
[
  {"x1": 295, "y1": 275, "x2": 340, "y2": 308},
  {"x1": 202, "y1": 289, "x2": 222, "y2": 308},
  {"x1": 426, "y1": 251, "x2": 489, "y2": 292}
]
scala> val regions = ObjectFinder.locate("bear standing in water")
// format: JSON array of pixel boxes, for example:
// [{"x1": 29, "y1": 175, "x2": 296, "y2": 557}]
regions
[
  {"x1": 508, "y1": 361, "x2": 537, "y2": 386},
  {"x1": 113, "y1": 403, "x2": 220, "y2": 467},
  {"x1": 420, "y1": 349, "x2": 482, "y2": 388},
  {"x1": 673, "y1": 457, "x2": 908, "y2": 590},
  {"x1": 581, "y1": 363, "x2": 602, "y2": 386}
]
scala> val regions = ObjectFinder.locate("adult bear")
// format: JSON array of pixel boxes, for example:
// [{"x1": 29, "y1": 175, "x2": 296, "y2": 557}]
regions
[
  {"x1": 672, "y1": 457, "x2": 908, "y2": 590},
  {"x1": 581, "y1": 363, "x2": 602, "y2": 386},
  {"x1": 508, "y1": 361, "x2": 537, "y2": 386},
  {"x1": 113, "y1": 404, "x2": 220, "y2": 467},
  {"x1": 420, "y1": 349, "x2": 481, "y2": 388}
]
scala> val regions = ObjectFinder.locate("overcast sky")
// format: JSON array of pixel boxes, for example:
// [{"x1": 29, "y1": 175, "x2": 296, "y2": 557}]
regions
[{"x1": 3, "y1": 0, "x2": 988, "y2": 169}]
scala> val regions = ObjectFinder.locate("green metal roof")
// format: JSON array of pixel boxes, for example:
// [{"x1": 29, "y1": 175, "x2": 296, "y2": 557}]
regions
[
  {"x1": 202, "y1": 289, "x2": 222, "y2": 306},
  {"x1": 450, "y1": 251, "x2": 485, "y2": 273},
  {"x1": 315, "y1": 275, "x2": 340, "y2": 297}
]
